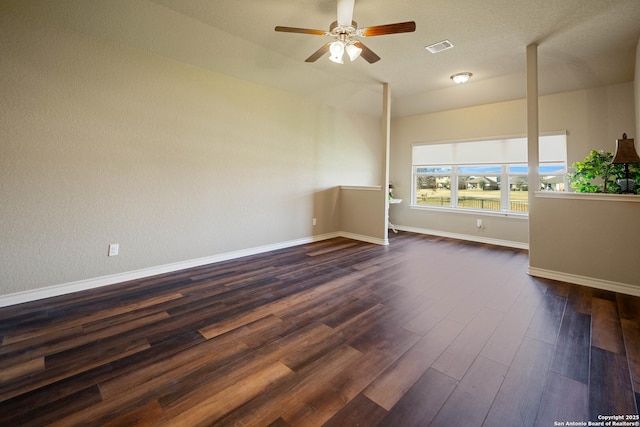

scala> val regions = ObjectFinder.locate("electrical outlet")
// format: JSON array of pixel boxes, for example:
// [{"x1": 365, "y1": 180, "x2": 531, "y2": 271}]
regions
[
  {"x1": 476, "y1": 219, "x2": 483, "y2": 229},
  {"x1": 313, "y1": 218, "x2": 317, "y2": 226},
  {"x1": 108, "y1": 243, "x2": 119, "y2": 257}
]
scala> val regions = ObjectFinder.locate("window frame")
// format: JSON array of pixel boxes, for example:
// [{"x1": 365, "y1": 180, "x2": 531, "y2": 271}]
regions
[{"x1": 411, "y1": 133, "x2": 567, "y2": 216}]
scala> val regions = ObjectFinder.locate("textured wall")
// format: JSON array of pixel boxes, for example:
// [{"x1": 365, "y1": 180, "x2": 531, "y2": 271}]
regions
[
  {"x1": 0, "y1": 13, "x2": 381, "y2": 296},
  {"x1": 530, "y1": 194, "x2": 640, "y2": 288},
  {"x1": 390, "y1": 83, "x2": 636, "y2": 246}
]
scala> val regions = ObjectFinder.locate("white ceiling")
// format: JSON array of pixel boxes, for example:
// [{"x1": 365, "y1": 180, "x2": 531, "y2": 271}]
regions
[{"x1": 5, "y1": 0, "x2": 640, "y2": 117}]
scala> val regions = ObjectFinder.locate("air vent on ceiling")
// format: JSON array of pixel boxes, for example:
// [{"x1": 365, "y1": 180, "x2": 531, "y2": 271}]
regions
[{"x1": 425, "y1": 40, "x2": 454, "y2": 54}]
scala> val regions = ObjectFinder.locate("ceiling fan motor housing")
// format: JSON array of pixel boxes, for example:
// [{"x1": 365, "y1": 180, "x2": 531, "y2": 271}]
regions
[{"x1": 329, "y1": 20, "x2": 358, "y2": 36}]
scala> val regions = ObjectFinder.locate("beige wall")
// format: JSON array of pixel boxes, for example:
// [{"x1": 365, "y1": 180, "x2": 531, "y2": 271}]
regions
[
  {"x1": 390, "y1": 99, "x2": 529, "y2": 245},
  {"x1": 390, "y1": 82, "x2": 636, "y2": 247},
  {"x1": 528, "y1": 40, "x2": 640, "y2": 292},
  {"x1": 526, "y1": 38, "x2": 640, "y2": 292},
  {"x1": 529, "y1": 194, "x2": 640, "y2": 288},
  {"x1": 2, "y1": 7, "x2": 638, "y2": 301},
  {"x1": 339, "y1": 187, "x2": 387, "y2": 244},
  {"x1": 0, "y1": 13, "x2": 381, "y2": 296}
]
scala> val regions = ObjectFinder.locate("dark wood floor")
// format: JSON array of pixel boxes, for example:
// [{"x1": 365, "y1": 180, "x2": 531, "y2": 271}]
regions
[{"x1": 1, "y1": 232, "x2": 638, "y2": 426}]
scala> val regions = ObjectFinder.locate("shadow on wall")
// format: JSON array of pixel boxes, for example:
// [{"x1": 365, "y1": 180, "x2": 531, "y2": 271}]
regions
[{"x1": 338, "y1": 186, "x2": 387, "y2": 243}]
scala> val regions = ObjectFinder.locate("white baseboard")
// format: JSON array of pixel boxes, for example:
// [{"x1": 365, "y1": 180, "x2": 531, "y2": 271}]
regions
[
  {"x1": 5, "y1": 229, "x2": 636, "y2": 307},
  {"x1": 528, "y1": 267, "x2": 640, "y2": 297},
  {"x1": 396, "y1": 225, "x2": 640, "y2": 296},
  {"x1": 394, "y1": 225, "x2": 529, "y2": 250},
  {"x1": 339, "y1": 231, "x2": 388, "y2": 246},
  {"x1": 0, "y1": 232, "x2": 342, "y2": 308}
]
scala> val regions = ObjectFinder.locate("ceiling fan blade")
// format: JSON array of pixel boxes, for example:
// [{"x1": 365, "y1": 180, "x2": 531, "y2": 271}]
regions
[
  {"x1": 361, "y1": 21, "x2": 416, "y2": 37},
  {"x1": 354, "y1": 41, "x2": 380, "y2": 63},
  {"x1": 305, "y1": 43, "x2": 331, "y2": 62},
  {"x1": 275, "y1": 26, "x2": 326, "y2": 36},
  {"x1": 337, "y1": 0, "x2": 355, "y2": 26}
]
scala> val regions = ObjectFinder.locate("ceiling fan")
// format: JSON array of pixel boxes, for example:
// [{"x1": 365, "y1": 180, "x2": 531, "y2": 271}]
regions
[{"x1": 275, "y1": 0, "x2": 416, "y2": 64}]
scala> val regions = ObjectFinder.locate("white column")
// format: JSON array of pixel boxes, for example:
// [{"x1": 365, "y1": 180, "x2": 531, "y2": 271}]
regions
[
  {"x1": 527, "y1": 43, "x2": 539, "y2": 264},
  {"x1": 635, "y1": 36, "x2": 640, "y2": 141},
  {"x1": 382, "y1": 83, "x2": 391, "y2": 243},
  {"x1": 526, "y1": 44, "x2": 539, "y2": 212}
]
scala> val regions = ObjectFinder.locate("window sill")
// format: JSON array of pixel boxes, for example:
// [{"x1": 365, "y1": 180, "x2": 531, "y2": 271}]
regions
[
  {"x1": 409, "y1": 204, "x2": 528, "y2": 219},
  {"x1": 535, "y1": 191, "x2": 640, "y2": 202}
]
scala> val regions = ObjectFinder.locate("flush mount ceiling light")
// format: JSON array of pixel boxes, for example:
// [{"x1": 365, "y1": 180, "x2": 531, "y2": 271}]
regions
[{"x1": 450, "y1": 72, "x2": 473, "y2": 84}]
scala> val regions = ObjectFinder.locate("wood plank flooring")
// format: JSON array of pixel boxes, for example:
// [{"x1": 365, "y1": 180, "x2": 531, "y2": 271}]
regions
[{"x1": 1, "y1": 232, "x2": 639, "y2": 426}]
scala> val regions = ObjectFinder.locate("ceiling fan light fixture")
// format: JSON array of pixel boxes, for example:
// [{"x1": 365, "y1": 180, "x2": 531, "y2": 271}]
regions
[
  {"x1": 450, "y1": 72, "x2": 472, "y2": 84},
  {"x1": 275, "y1": 0, "x2": 416, "y2": 64},
  {"x1": 345, "y1": 43, "x2": 362, "y2": 61},
  {"x1": 329, "y1": 40, "x2": 345, "y2": 63}
]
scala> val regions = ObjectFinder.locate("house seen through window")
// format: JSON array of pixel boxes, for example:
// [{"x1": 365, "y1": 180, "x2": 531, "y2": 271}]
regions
[{"x1": 412, "y1": 133, "x2": 567, "y2": 214}]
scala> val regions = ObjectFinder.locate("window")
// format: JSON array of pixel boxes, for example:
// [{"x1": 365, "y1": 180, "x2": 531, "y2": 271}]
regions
[{"x1": 412, "y1": 133, "x2": 567, "y2": 214}]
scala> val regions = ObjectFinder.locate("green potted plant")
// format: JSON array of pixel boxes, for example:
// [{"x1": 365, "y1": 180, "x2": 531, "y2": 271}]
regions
[{"x1": 568, "y1": 149, "x2": 640, "y2": 194}]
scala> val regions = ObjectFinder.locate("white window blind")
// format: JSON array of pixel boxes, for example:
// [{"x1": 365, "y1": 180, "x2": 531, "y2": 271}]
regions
[{"x1": 412, "y1": 133, "x2": 567, "y2": 166}]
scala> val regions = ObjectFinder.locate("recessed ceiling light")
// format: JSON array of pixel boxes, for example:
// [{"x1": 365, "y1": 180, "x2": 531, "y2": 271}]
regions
[
  {"x1": 425, "y1": 40, "x2": 454, "y2": 54},
  {"x1": 450, "y1": 72, "x2": 472, "y2": 84}
]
